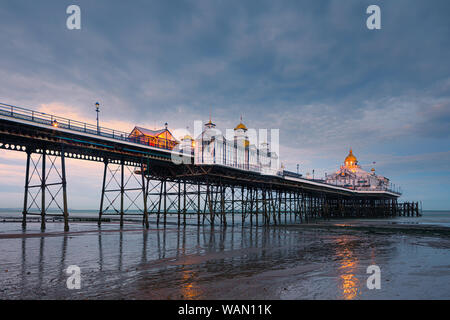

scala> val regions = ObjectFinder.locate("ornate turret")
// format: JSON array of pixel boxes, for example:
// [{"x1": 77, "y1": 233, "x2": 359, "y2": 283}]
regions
[
  {"x1": 234, "y1": 122, "x2": 247, "y2": 131},
  {"x1": 234, "y1": 115, "x2": 248, "y2": 132},
  {"x1": 234, "y1": 115, "x2": 250, "y2": 146},
  {"x1": 203, "y1": 113, "x2": 218, "y2": 141},
  {"x1": 344, "y1": 148, "x2": 358, "y2": 168},
  {"x1": 326, "y1": 148, "x2": 392, "y2": 192}
]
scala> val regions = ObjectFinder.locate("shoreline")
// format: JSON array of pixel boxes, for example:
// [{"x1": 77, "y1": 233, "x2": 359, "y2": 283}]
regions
[
  {"x1": 1, "y1": 215, "x2": 449, "y2": 237},
  {"x1": 1, "y1": 216, "x2": 449, "y2": 300}
]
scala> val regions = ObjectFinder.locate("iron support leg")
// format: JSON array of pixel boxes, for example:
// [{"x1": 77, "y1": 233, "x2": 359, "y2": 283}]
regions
[
  {"x1": 120, "y1": 161, "x2": 124, "y2": 228},
  {"x1": 163, "y1": 180, "x2": 167, "y2": 227},
  {"x1": 40, "y1": 151, "x2": 46, "y2": 231},
  {"x1": 98, "y1": 161, "x2": 108, "y2": 226},
  {"x1": 141, "y1": 162, "x2": 149, "y2": 229},
  {"x1": 22, "y1": 151, "x2": 31, "y2": 228},
  {"x1": 61, "y1": 150, "x2": 69, "y2": 232}
]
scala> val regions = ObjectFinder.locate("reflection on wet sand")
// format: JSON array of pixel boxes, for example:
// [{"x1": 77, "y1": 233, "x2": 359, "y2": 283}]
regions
[
  {"x1": 10, "y1": 224, "x2": 351, "y2": 299},
  {"x1": 3, "y1": 220, "x2": 446, "y2": 299},
  {"x1": 180, "y1": 269, "x2": 202, "y2": 299},
  {"x1": 17, "y1": 225, "x2": 296, "y2": 297},
  {"x1": 334, "y1": 236, "x2": 360, "y2": 300}
]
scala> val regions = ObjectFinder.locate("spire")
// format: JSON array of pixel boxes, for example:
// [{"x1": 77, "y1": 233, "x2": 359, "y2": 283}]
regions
[{"x1": 205, "y1": 111, "x2": 216, "y2": 129}]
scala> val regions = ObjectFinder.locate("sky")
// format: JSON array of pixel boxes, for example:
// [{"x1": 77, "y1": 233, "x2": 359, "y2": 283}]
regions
[{"x1": 0, "y1": 0, "x2": 449, "y2": 210}]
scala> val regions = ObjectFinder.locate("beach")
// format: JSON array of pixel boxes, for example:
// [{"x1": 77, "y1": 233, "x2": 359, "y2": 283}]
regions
[{"x1": 0, "y1": 211, "x2": 449, "y2": 300}]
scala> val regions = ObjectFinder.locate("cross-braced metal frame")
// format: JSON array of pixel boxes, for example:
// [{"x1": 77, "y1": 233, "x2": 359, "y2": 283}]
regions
[
  {"x1": 22, "y1": 148, "x2": 69, "y2": 231},
  {"x1": 98, "y1": 159, "x2": 149, "y2": 228},
  {"x1": 18, "y1": 154, "x2": 420, "y2": 231},
  {"x1": 94, "y1": 172, "x2": 416, "y2": 229},
  {"x1": 0, "y1": 105, "x2": 421, "y2": 231}
]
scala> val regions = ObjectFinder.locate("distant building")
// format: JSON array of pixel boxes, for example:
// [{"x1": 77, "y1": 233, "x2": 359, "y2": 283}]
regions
[
  {"x1": 128, "y1": 125, "x2": 178, "y2": 150},
  {"x1": 191, "y1": 118, "x2": 279, "y2": 175},
  {"x1": 325, "y1": 149, "x2": 389, "y2": 190}
]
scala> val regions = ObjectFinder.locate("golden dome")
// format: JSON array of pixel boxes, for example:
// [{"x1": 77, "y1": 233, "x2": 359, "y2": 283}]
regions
[
  {"x1": 182, "y1": 134, "x2": 193, "y2": 141},
  {"x1": 344, "y1": 148, "x2": 357, "y2": 164},
  {"x1": 234, "y1": 122, "x2": 247, "y2": 131}
]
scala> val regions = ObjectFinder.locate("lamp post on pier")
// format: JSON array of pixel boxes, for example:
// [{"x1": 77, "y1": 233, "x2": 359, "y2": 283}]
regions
[{"x1": 95, "y1": 102, "x2": 100, "y2": 134}]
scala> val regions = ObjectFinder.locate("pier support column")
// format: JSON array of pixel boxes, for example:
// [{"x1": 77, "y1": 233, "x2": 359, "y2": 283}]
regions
[
  {"x1": 255, "y1": 188, "x2": 259, "y2": 226},
  {"x1": 277, "y1": 190, "x2": 281, "y2": 224},
  {"x1": 40, "y1": 151, "x2": 46, "y2": 231},
  {"x1": 163, "y1": 179, "x2": 167, "y2": 227},
  {"x1": 241, "y1": 186, "x2": 245, "y2": 226},
  {"x1": 249, "y1": 188, "x2": 253, "y2": 226},
  {"x1": 231, "y1": 186, "x2": 235, "y2": 226},
  {"x1": 156, "y1": 180, "x2": 163, "y2": 226},
  {"x1": 22, "y1": 151, "x2": 31, "y2": 228},
  {"x1": 120, "y1": 160, "x2": 125, "y2": 228},
  {"x1": 197, "y1": 182, "x2": 201, "y2": 226},
  {"x1": 141, "y1": 161, "x2": 149, "y2": 229},
  {"x1": 221, "y1": 185, "x2": 226, "y2": 226},
  {"x1": 177, "y1": 180, "x2": 181, "y2": 226},
  {"x1": 22, "y1": 149, "x2": 70, "y2": 231},
  {"x1": 98, "y1": 160, "x2": 108, "y2": 226},
  {"x1": 183, "y1": 181, "x2": 187, "y2": 226},
  {"x1": 61, "y1": 149, "x2": 69, "y2": 232}
]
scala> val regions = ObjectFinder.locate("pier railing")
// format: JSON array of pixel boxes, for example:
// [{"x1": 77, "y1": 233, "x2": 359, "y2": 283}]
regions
[
  {"x1": 0, "y1": 102, "x2": 176, "y2": 151},
  {"x1": 282, "y1": 170, "x2": 402, "y2": 195},
  {"x1": 0, "y1": 102, "x2": 403, "y2": 196},
  {"x1": 323, "y1": 181, "x2": 402, "y2": 194}
]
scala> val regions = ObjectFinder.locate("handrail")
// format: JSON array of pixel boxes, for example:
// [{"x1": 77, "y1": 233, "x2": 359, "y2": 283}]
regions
[
  {"x1": 0, "y1": 103, "x2": 403, "y2": 194},
  {"x1": 284, "y1": 171, "x2": 401, "y2": 194},
  {"x1": 322, "y1": 181, "x2": 402, "y2": 194},
  {"x1": 0, "y1": 102, "x2": 176, "y2": 151}
]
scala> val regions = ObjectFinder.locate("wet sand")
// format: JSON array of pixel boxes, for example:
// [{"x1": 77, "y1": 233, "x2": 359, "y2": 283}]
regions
[{"x1": 0, "y1": 216, "x2": 449, "y2": 300}]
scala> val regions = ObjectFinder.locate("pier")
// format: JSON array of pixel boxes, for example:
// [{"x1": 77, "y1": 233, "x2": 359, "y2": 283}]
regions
[{"x1": 0, "y1": 102, "x2": 420, "y2": 231}]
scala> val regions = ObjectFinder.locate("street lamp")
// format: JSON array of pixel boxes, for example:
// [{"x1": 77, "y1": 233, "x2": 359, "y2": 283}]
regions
[{"x1": 95, "y1": 102, "x2": 100, "y2": 133}]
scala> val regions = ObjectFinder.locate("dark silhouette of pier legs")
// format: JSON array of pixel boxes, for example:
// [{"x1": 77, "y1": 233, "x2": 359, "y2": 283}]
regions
[
  {"x1": 17, "y1": 151, "x2": 421, "y2": 231},
  {"x1": 40, "y1": 151, "x2": 46, "y2": 231},
  {"x1": 61, "y1": 150, "x2": 69, "y2": 231},
  {"x1": 140, "y1": 161, "x2": 149, "y2": 229},
  {"x1": 22, "y1": 151, "x2": 31, "y2": 228},
  {"x1": 98, "y1": 160, "x2": 108, "y2": 226},
  {"x1": 98, "y1": 160, "x2": 148, "y2": 227},
  {"x1": 21, "y1": 148, "x2": 70, "y2": 231},
  {"x1": 120, "y1": 160, "x2": 125, "y2": 228}
]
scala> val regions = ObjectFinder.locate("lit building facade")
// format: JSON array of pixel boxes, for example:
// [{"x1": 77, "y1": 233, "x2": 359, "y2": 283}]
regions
[
  {"x1": 128, "y1": 125, "x2": 178, "y2": 150},
  {"x1": 191, "y1": 119, "x2": 279, "y2": 175},
  {"x1": 325, "y1": 149, "x2": 390, "y2": 190}
]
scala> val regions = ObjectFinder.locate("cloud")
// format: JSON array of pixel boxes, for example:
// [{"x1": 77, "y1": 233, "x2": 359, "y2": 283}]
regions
[
  {"x1": 0, "y1": 0, "x2": 449, "y2": 208},
  {"x1": 414, "y1": 101, "x2": 450, "y2": 138}
]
